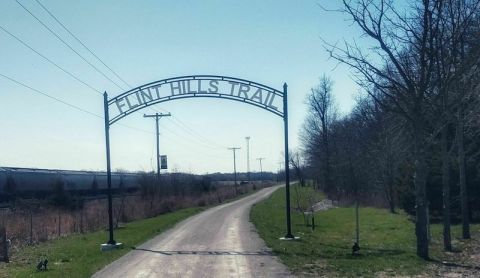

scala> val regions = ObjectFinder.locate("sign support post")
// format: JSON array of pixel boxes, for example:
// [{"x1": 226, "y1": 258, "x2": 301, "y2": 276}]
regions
[
  {"x1": 103, "y1": 92, "x2": 116, "y2": 246},
  {"x1": 283, "y1": 83, "x2": 294, "y2": 239},
  {"x1": 101, "y1": 92, "x2": 122, "y2": 251}
]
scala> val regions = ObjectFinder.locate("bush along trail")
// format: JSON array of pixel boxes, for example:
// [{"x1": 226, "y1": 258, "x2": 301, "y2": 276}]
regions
[{"x1": 250, "y1": 184, "x2": 480, "y2": 277}]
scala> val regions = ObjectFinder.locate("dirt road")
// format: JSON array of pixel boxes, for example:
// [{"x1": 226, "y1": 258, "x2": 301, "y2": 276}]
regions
[{"x1": 93, "y1": 185, "x2": 293, "y2": 278}]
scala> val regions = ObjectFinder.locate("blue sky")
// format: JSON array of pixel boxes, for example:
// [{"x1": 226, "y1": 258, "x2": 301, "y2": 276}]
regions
[{"x1": 0, "y1": 0, "x2": 360, "y2": 174}]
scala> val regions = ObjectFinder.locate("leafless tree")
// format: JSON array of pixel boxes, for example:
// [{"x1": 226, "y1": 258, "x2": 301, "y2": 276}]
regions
[
  {"x1": 289, "y1": 150, "x2": 306, "y2": 187},
  {"x1": 323, "y1": 0, "x2": 448, "y2": 259},
  {"x1": 303, "y1": 75, "x2": 337, "y2": 193},
  {"x1": 429, "y1": 0, "x2": 480, "y2": 245}
]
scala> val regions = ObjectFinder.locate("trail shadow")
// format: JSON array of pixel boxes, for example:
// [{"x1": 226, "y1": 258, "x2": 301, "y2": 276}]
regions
[
  {"x1": 131, "y1": 247, "x2": 274, "y2": 256},
  {"x1": 429, "y1": 258, "x2": 480, "y2": 271},
  {"x1": 317, "y1": 242, "x2": 405, "y2": 256},
  {"x1": 275, "y1": 241, "x2": 406, "y2": 259}
]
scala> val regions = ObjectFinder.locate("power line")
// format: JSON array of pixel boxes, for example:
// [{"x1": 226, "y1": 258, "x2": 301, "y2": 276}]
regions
[
  {"x1": 13, "y1": 0, "x2": 229, "y2": 152},
  {"x1": 158, "y1": 119, "x2": 226, "y2": 150},
  {"x1": 144, "y1": 105, "x2": 227, "y2": 149},
  {"x1": 14, "y1": 0, "x2": 125, "y2": 91},
  {"x1": 168, "y1": 121, "x2": 226, "y2": 150},
  {"x1": 0, "y1": 72, "x2": 101, "y2": 118},
  {"x1": 160, "y1": 132, "x2": 230, "y2": 160},
  {"x1": 168, "y1": 116, "x2": 228, "y2": 149},
  {"x1": 0, "y1": 69, "x2": 226, "y2": 153},
  {"x1": 0, "y1": 24, "x2": 102, "y2": 96},
  {"x1": 1, "y1": 73, "x2": 233, "y2": 168},
  {"x1": 34, "y1": 0, "x2": 132, "y2": 89},
  {"x1": 0, "y1": 72, "x2": 152, "y2": 134},
  {"x1": 15, "y1": 1, "x2": 230, "y2": 152}
]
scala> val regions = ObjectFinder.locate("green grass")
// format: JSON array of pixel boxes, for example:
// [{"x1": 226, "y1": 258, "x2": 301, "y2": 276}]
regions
[
  {"x1": 251, "y1": 185, "x2": 479, "y2": 277},
  {"x1": 0, "y1": 207, "x2": 203, "y2": 278}
]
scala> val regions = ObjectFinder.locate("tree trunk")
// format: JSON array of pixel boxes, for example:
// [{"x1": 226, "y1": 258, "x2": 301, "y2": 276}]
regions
[
  {"x1": 441, "y1": 125, "x2": 452, "y2": 251},
  {"x1": 322, "y1": 129, "x2": 331, "y2": 193},
  {"x1": 386, "y1": 181, "x2": 396, "y2": 214},
  {"x1": 457, "y1": 107, "x2": 470, "y2": 239},
  {"x1": 414, "y1": 120, "x2": 429, "y2": 259},
  {"x1": 385, "y1": 156, "x2": 396, "y2": 214}
]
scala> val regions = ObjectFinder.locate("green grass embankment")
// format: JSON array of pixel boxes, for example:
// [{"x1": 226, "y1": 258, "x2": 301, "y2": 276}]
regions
[{"x1": 251, "y1": 184, "x2": 478, "y2": 277}]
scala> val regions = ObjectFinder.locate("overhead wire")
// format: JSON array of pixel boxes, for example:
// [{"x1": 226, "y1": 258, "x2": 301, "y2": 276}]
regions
[
  {"x1": 159, "y1": 132, "x2": 230, "y2": 160},
  {"x1": 32, "y1": 0, "x2": 228, "y2": 150},
  {"x1": 9, "y1": 0, "x2": 230, "y2": 159},
  {"x1": 0, "y1": 26, "x2": 154, "y2": 135},
  {"x1": 0, "y1": 74, "x2": 229, "y2": 160},
  {"x1": 158, "y1": 122, "x2": 226, "y2": 151},
  {"x1": 0, "y1": 24, "x2": 102, "y2": 96},
  {"x1": 0, "y1": 73, "x2": 151, "y2": 134},
  {"x1": 25, "y1": 0, "x2": 229, "y2": 151},
  {"x1": 140, "y1": 103, "x2": 228, "y2": 150},
  {"x1": 0, "y1": 72, "x2": 101, "y2": 118},
  {"x1": 168, "y1": 116, "x2": 228, "y2": 149},
  {"x1": 33, "y1": 0, "x2": 131, "y2": 89},
  {"x1": 14, "y1": 0, "x2": 125, "y2": 91}
]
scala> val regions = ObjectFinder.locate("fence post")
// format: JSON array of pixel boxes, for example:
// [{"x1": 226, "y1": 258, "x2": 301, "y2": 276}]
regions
[
  {"x1": 58, "y1": 210, "x2": 61, "y2": 237},
  {"x1": 0, "y1": 226, "x2": 8, "y2": 263},
  {"x1": 80, "y1": 207, "x2": 84, "y2": 234},
  {"x1": 29, "y1": 210, "x2": 33, "y2": 244}
]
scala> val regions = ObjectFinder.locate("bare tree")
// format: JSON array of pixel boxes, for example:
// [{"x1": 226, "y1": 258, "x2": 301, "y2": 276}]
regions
[
  {"x1": 304, "y1": 75, "x2": 337, "y2": 193},
  {"x1": 432, "y1": 0, "x2": 480, "y2": 247},
  {"x1": 323, "y1": 0, "x2": 446, "y2": 259},
  {"x1": 289, "y1": 150, "x2": 306, "y2": 187}
]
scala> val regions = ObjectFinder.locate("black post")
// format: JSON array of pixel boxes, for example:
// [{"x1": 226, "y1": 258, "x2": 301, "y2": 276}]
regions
[
  {"x1": 245, "y1": 136, "x2": 250, "y2": 184},
  {"x1": 233, "y1": 149, "x2": 237, "y2": 190},
  {"x1": 283, "y1": 83, "x2": 294, "y2": 239},
  {"x1": 155, "y1": 114, "x2": 160, "y2": 180},
  {"x1": 104, "y1": 92, "x2": 115, "y2": 245}
]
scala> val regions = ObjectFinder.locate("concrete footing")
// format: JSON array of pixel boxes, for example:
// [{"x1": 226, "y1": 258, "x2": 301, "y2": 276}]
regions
[
  {"x1": 100, "y1": 242, "x2": 123, "y2": 251},
  {"x1": 279, "y1": 236, "x2": 300, "y2": 240}
]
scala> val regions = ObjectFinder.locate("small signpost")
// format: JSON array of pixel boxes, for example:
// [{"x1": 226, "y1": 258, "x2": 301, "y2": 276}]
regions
[
  {"x1": 160, "y1": 155, "x2": 168, "y2": 170},
  {"x1": 101, "y1": 75, "x2": 295, "y2": 250}
]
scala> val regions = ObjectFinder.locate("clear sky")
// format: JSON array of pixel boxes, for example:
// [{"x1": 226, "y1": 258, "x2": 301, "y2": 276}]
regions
[{"x1": 0, "y1": 0, "x2": 359, "y2": 174}]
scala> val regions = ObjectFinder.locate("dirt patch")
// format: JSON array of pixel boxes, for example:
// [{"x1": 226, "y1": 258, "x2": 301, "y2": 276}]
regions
[
  {"x1": 422, "y1": 232, "x2": 480, "y2": 277},
  {"x1": 310, "y1": 199, "x2": 336, "y2": 212}
]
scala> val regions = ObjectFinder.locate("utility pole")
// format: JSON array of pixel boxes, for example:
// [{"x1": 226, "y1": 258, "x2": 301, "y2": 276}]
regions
[
  {"x1": 257, "y1": 157, "x2": 265, "y2": 181},
  {"x1": 245, "y1": 136, "x2": 250, "y2": 184},
  {"x1": 144, "y1": 113, "x2": 171, "y2": 180},
  {"x1": 228, "y1": 147, "x2": 241, "y2": 195}
]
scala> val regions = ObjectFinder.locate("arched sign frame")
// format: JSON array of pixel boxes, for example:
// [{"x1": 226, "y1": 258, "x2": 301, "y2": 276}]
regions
[{"x1": 102, "y1": 75, "x2": 294, "y2": 246}]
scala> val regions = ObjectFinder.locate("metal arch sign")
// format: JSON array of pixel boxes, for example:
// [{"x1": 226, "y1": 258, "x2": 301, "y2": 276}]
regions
[
  {"x1": 107, "y1": 75, "x2": 284, "y2": 125},
  {"x1": 101, "y1": 75, "x2": 294, "y2": 246}
]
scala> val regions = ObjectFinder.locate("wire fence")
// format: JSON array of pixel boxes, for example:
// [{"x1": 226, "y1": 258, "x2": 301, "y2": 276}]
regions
[{"x1": 0, "y1": 181, "x2": 273, "y2": 261}]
